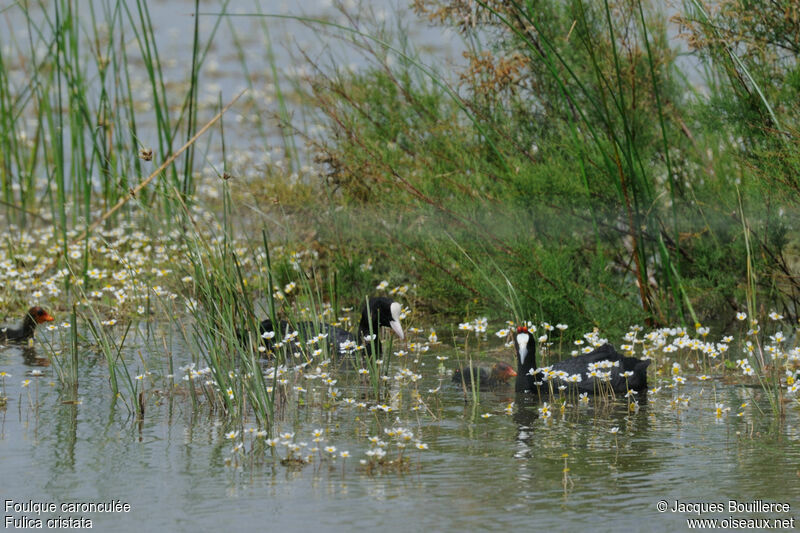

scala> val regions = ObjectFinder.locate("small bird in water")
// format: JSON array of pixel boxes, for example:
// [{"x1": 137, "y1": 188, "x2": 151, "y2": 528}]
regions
[
  {"x1": 452, "y1": 362, "x2": 517, "y2": 388},
  {"x1": 0, "y1": 306, "x2": 55, "y2": 343}
]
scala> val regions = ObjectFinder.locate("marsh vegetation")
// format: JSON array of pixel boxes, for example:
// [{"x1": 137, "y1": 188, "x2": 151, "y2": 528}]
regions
[{"x1": 1, "y1": 0, "x2": 799, "y2": 530}]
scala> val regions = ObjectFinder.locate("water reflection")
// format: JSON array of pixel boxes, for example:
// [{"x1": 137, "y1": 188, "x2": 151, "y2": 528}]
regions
[
  {"x1": 0, "y1": 345, "x2": 50, "y2": 367},
  {"x1": 21, "y1": 347, "x2": 50, "y2": 367}
]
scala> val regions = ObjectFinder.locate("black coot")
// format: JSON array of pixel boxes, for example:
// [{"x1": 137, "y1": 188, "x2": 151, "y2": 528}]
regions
[
  {"x1": 514, "y1": 326, "x2": 649, "y2": 394},
  {"x1": 259, "y1": 297, "x2": 404, "y2": 356}
]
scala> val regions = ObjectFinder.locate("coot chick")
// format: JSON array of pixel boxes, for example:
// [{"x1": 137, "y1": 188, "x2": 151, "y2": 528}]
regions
[
  {"x1": 452, "y1": 362, "x2": 517, "y2": 388},
  {"x1": 258, "y1": 297, "x2": 404, "y2": 356},
  {"x1": 514, "y1": 326, "x2": 649, "y2": 395},
  {"x1": 1, "y1": 307, "x2": 55, "y2": 343}
]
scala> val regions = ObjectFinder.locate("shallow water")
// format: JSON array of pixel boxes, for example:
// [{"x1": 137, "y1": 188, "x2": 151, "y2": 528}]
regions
[{"x1": 2, "y1": 332, "x2": 798, "y2": 532}]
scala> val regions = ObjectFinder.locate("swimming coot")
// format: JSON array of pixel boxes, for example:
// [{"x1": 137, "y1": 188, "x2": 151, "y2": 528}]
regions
[
  {"x1": 514, "y1": 326, "x2": 649, "y2": 395},
  {"x1": 0, "y1": 306, "x2": 54, "y2": 343},
  {"x1": 258, "y1": 297, "x2": 404, "y2": 356}
]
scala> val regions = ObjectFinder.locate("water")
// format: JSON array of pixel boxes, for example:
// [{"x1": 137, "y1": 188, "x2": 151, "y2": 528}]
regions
[{"x1": 1, "y1": 333, "x2": 798, "y2": 532}]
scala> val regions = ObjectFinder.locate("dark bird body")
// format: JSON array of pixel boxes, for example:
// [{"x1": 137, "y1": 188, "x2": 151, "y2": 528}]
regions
[
  {"x1": 258, "y1": 297, "x2": 404, "y2": 356},
  {"x1": 0, "y1": 307, "x2": 54, "y2": 343},
  {"x1": 514, "y1": 327, "x2": 649, "y2": 395}
]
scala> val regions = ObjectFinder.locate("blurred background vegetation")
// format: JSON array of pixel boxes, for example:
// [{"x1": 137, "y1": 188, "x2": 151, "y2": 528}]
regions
[
  {"x1": 301, "y1": 0, "x2": 800, "y2": 334},
  {"x1": 2, "y1": 0, "x2": 799, "y2": 337}
]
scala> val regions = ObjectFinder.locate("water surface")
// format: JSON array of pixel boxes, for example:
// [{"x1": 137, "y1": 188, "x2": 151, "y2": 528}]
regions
[{"x1": 2, "y1": 334, "x2": 798, "y2": 532}]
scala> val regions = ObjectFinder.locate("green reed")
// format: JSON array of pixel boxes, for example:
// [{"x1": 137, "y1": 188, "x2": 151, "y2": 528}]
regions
[
  {"x1": 84, "y1": 313, "x2": 140, "y2": 413},
  {"x1": 0, "y1": 0, "x2": 225, "y2": 239},
  {"x1": 41, "y1": 306, "x2": 80, "y2": 397},
  {"x1": 176, "y1": 199, "x2": 277, "y2": 429},
  {"x1": 364, "y1": 296, "x2": 391, "y2": 401},
  {"x1": 452, "y1": 329, "x2": 480, "y2": 405}
]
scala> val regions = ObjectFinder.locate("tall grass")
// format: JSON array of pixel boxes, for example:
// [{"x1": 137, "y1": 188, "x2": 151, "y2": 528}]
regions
[
  {"x1": 0, "y1": 0, "x2": 230, "y2": 241},
  {"x1": 1, "y1": 0, "x2": 261, "y2": 426}
]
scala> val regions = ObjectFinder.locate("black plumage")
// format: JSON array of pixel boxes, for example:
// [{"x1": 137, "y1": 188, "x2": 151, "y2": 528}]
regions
[
  {"x1": 514, "y1": 326, "x2": 649, "y2": 395},
  {"x1": 1, "y1": 306, "x2": 54, "y2": 343},
  {"x1": 258, "y1": 297, "x2": 404, "y2": 357}
]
